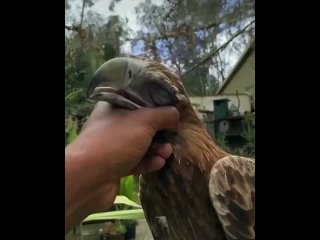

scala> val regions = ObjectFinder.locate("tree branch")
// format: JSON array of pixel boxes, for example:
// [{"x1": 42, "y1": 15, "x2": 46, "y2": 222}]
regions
[
  {"x1": 65, "y1": 25, "x2": 80, "y2": 31},
  {"x1": 183, "y1": 19, "x2": 255, "y2": 75},
  {"x1": 217, "y1": 51, "x2": 225, "y2": 81},
  {"x1": 163, "y1": 0, "x2": 182, "y2": 20},
  {"x1": 80, "y1": 0, "x2": 86, "y2": 28},
  {"x1": 126, "y1": 14, "x2": 242, "y2": 43}
]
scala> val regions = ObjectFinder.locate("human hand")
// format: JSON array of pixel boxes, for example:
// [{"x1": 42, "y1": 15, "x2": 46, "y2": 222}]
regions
[
  {"x1": 78, "y1": 101, "x2": 179, "y2": 178},
  {"x1": 65, "y1": 101, "x2": 179, "y2": 232}
]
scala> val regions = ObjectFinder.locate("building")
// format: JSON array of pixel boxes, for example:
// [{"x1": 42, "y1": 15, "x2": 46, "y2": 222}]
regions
[
  {"x1": 190, "y1": 38, "x2": 255, "y2": 116},
  {"x1": 189, "y1": 39, "x2": 255, "y2": 148},
  {"x1": 216, "y1": 39, "x2": 255, "y2": 111}
]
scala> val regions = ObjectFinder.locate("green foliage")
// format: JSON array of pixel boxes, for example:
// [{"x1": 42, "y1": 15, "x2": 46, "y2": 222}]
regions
[
  {"x1": 182, "y1": 69, "x2": 220, "y2": 96},
  {"x1": 215, "y1": 134, "x2": 232, "y2": 152},
  {"x1": 65, "y1": 88, "x2": 92, "y2": 143},
  {"x1": 65, "y1": 91, "x2": 80, "y2": 146},
  {"x1": 84, "y1": 195, "x2": 144, "y2": 230},
  {"x1": 65, "y1": 38, "x2": 97, "y2": 122},
  {"x1": 119, "y1": 175, "x2": 139, "y2": 205},
  {"x1": 65, "y1": 11, "x2": 131, "y2": 135},
  {"x1": 65, "y1": 116, "x2": 78, "y2": 146},
  {"x1": 84, "y1": 208, "x2": 144, "y2": 222},
  {"x1": 240, "y1": 113, "x2": 255, "y2": 156},
  {"x1": 215, "y1": 114, "x2": 255, "y2": 157},
  {"x1": 114, "y1": 195, "x2": 142, "y2": 208},
  {"x1": 116, "y1": 223, "x2": 127, "y2": 234},
  {"x1": 242, "y1": 114, "x2": 255, "y2": 142},
  {"x1": 118, "y1": 175, "x2": 140, "y2": 227}
]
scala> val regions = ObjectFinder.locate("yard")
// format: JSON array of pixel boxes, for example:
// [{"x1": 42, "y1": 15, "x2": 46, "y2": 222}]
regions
[{"x1": 65, "y1": 220, "x2": 153, "y2": 240}]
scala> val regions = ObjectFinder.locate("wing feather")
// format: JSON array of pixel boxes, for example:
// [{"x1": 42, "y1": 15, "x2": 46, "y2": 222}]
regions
[{"x1": 209, "y1": 155, "x2": 255, "y2": 240}]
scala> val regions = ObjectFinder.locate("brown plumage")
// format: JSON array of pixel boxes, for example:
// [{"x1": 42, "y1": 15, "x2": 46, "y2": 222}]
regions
[{"x1": 86, "y1": 57, "x2": 255, "y2": 240}]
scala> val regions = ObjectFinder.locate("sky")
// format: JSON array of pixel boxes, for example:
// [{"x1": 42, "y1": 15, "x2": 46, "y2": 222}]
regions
[
  {"x1": 90, "y1": 0, "x2": 149, "y2": 31},
  {"x1": 67, "y1": 0, "x2": 152, "y2": 53},
  {"x1": 91, "y1": 0, "x2": 146, "y2": 53},
  {"x1": 66, "y1": 0, "x2": 253, "y2": 81}
]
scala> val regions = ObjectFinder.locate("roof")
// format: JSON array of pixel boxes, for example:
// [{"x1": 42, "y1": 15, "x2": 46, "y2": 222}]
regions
[
  {"x1": 189, "y1": 93, "x2": 251, "y2": 99},
  {"x1": 216, "y1": 38, "x2": 255, "y2": 94}
]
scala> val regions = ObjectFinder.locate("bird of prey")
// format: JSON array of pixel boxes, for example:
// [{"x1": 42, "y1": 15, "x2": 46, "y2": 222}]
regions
[{"x1": 86, "y1": 57, "x2": 255, "y2": 240}]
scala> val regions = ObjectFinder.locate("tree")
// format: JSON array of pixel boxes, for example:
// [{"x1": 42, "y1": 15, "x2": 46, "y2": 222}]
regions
[
  {"x1": 129, "y1": 0, "x2": 255, "y2": 95},
  {"x1": 65, "y1": 1, "x2": 131, "y2": 126}
]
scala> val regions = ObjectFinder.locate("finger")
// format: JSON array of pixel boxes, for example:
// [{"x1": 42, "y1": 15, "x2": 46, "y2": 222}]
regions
[
  {"x1": 137, "y1": 106, "x2": 180, "y2": 132},
  {"x1": 131, "y1": 142, "x2": 173, "y2": 175},
  {"x1": 91, "y1": 101, "x2": 113, "y2": 118},
  {"x1": 80, "y1": 102, "x2": 111, "y2": 133},
  {"x1": 155, "y1": 143, "x2": 173, "y2": 159},
  {"x1": 132, "y1": 156, "x2": 166, "y2": 175}
]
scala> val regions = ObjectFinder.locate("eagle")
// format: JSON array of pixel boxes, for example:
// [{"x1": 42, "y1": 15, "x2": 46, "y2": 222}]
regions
[{"x1": 86, "y1": 57, "x2": 255, "y2": 240}]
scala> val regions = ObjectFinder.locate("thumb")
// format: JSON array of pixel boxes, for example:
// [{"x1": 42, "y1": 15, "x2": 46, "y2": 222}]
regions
[{"x1": 137, "y1": 106, "x2": 180, "y2": 133}]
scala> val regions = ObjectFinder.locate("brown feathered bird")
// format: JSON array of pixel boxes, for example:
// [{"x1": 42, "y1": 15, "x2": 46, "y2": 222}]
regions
[{"x1": 86, "y1": 57, "x2": 255, "y2": 240}]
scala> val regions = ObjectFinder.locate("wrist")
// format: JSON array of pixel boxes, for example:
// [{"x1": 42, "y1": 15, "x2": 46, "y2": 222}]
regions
[
  {"x1": 66, "y1": 134, "x2": 119, "y2": 181},
  {"x1": 65, "y1": 180, "x2": 119, "y2": 233}
]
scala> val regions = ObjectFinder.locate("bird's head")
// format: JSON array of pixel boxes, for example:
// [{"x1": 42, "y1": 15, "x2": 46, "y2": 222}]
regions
[
  {"x1": 86, "y1": 57, "x2": 192, "y2": 118},
  {"x1": 86, "y1": 57, "x2": 228, "y2": 169}
]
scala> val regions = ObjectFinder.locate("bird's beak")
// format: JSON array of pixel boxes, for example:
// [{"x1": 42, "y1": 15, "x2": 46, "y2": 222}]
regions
[
  {"x1": 86, "y1": 57, "x2": 151, "y2": 110},
  {"x1": 87, "y1": 86, "x2": 152, "y2": 110}
]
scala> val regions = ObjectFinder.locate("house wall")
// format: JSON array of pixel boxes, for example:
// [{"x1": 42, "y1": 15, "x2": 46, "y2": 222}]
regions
[
  {"x1": 190, "y1": 94, "x2": 251, "y2": 120},
  {"x1": 220, "y1": 49, "x2": 255, "y2": 97}
]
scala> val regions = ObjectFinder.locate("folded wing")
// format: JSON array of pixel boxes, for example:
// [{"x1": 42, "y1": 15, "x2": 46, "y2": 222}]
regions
[{"x1": 209, "y1": 155, "x2": 255, "y2": 240}]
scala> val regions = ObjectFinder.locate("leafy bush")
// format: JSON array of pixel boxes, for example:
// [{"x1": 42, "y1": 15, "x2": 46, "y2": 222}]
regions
[{"x1": 215, "y1": 114, "x2": 255, "y2": 158}]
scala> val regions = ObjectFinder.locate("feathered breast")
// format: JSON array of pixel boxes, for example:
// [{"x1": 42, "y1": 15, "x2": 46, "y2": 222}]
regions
[{"x1": 140, "y1": 119, "x2": 230, "y2": 240}]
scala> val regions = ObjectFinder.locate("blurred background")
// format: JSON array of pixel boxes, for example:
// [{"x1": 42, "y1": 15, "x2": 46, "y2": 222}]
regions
[{"x1": 65, "y1": 0, "x2": 255, "y2": 239}]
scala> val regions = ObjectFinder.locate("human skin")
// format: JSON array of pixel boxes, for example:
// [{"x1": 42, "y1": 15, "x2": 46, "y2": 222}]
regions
[{"x1": 65, "y1": 101, "x2": 179, "y2": 232}]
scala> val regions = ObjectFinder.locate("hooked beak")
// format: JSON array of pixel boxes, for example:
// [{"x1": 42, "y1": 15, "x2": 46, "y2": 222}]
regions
[
  {"x1": 87, "y1": 57, "x2": 178, "y2": 110},
  {"x1": 88, "y1": 86, "x2": 152, "y2": 110},
  {"x1": 86, "y1": 57, "x2": 151, "y2": 110}
]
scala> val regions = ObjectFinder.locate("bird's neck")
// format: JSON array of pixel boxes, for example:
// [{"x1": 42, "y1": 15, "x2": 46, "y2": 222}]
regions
[{"x1": 175, "y1": 107, "x2": 229, "y2": 172}]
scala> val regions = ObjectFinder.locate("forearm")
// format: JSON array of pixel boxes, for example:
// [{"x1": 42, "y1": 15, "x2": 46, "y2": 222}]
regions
[
  {"x1": 65, "y1": 141, "x2": 119, "y2": 232},
  {"x1": 65, "y1": 181, "x2": 118, "y2": 233},
  {"x1": 64, "y1": 104, "x2": 178, "y2": 232}
]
